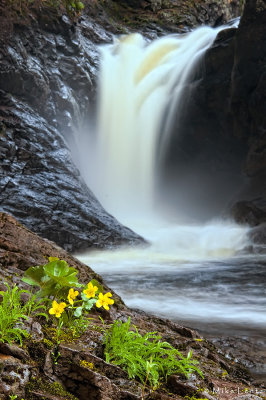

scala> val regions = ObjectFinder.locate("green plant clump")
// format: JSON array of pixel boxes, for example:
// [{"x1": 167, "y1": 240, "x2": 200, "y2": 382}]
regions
[
  {"x1": 0, "y1": 283, "x2": 47, "y2": 345},
  {"x1": 22, "y1": 258, "x2": 82, "y2": 299},
  {"x1": 104, "y1": 318, "x2": 203, "y2": 390},
  {"x1": 0, "y1": 284, "x2": 29, "y2": 345},
  {"x1": 23, "y1": 257, "x2": 114, "y2": 343}
]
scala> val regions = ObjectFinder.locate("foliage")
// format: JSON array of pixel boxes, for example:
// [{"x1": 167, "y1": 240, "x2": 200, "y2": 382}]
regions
[
  {"x1": 23, "y1": 291, "x2": 48, "y2": 320},
  {"x1": 48, "y1": 280, "x2": 111, "y2": 342},
  {"x1": 104, "y1": 318, "x2": 203, "y2": 392},
  {"x1": 62, "y1": 0, "x2": 84, "y2": 15},
  {"x1": 6, "y1": 0, "x2": 84, "y2": 19},
  {"x1": 0, "y1": 284, "x2": 29, "y2": 345},
  {"x1": 22, "y1": 257, "x2": 82, "y2": 299},
  {"x1": 0, "y1": 257, "x2": 114, "y2": 347},
  {"x1": 22, "y1": 257, "x2": 114, "y2": 342}
]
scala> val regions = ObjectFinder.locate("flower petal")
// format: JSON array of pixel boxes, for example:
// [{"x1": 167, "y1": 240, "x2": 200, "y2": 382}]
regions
[{"x1": 96, "y1": 300, "x2": 102, "y2": 308}]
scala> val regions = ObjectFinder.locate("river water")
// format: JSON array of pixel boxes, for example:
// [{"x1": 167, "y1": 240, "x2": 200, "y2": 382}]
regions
[
  {"x1": 75, "y1": 25, "x2": 266, "y2": 380},
  {"x1": 76, "y1": 220, "x2": 266, "y2": 380}
]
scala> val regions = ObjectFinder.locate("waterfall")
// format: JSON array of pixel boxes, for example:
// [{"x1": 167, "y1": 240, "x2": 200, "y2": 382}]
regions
[
  {"x1": 78, "y1": 23, "x2": 249, "y2": 256},
  {"x1": 76, "y1": 25, "x2": 266, "y2": 335},
  {"x1": 88, "y1": 27, "x2": 226, "y2": 220}
]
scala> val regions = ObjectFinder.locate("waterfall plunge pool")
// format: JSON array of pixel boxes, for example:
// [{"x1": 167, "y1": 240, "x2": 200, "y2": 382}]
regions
[
  {"x1": 74, "y1": 25, "x2": 266, "y2": 381},
  {"x1": 76, "y1": 220, "x2": 266, "y2": 381}
]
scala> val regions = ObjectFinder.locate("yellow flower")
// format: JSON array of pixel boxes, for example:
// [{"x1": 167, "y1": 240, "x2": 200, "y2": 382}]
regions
[
  {"x1": 83, "y1": 282, "x2": 98, "y2": 299},
  {"x1": 49, "y1": 300, "x2": 67, "y2": 318},
  {"x1": 68, "y1": 288, "x2": 79, "y2": 305},
  {"x1": 96, "y1": 292, "x2": 114, "y2": 311}
]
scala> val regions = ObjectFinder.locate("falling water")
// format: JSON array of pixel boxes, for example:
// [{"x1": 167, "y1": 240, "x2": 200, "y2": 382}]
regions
[
  {"x1": 89, "y1": 27, "x2": 231, "y2": 219},
  {"x1": 77, "y1": 25, "x2": 266, "y2": 367}
]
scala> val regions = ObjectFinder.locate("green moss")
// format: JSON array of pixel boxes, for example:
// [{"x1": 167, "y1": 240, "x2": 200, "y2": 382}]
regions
[
  {"x1": 26, "y1": 378, "x2": 78, "y2": 400},
  {"x1": 79, "y1": 359, "x2": 94, "y2": 369},
  {"x1": 42, "y1": 338, "x2": 54, "y2": 349}
]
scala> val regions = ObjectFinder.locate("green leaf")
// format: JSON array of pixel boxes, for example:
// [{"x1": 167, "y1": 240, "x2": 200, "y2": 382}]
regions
[
  {"x1": 83, "y1": 298, "x2": 96, "y2": 311},
  {"x1": 44, "y1": 260, "x2": 69, "y2": 277},
  {"x1": 74, "y1": 306, "x2": 83, "y2": 317},
  {"x1": 22, "y1": 259, "x2": 82, "y2": 299},
  {"x1": 22, "y1": 265, "x2": 46, "y2": 287}
]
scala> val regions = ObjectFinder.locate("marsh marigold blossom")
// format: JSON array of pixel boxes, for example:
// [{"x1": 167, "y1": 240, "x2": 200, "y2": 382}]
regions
[
  {"x1": 68, "y1": 288, "x2": 79, "y2": 305},
  {"x1": 83, "y1": 282, "x2": 98, "y2": 299},
  {"x1": 96, "y1": 292, "x2": 114, "y2": 310},
  {"x1": 49, "y1": 300, "x2": 67, "y2": 318}
]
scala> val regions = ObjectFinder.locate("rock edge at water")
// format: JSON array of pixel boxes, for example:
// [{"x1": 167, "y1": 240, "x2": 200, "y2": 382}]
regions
[{"x1": 0, "y1": 212, "x2": 264, "y2": 400}]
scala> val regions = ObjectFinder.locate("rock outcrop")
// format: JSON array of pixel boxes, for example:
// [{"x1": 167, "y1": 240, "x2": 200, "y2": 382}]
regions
[
  {"x1": 0, "y1": 4, "x2": 145, "y2": 252},
  {"x1": 101, "y1": 0, "x2": 242, "y2": 32},
  {"x1": 0, "y1": 213, "x2": 263, "y2": 400}
]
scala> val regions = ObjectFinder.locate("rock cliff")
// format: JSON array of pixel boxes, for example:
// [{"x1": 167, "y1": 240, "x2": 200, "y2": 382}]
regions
[{"x1": 0, "y1": 0, "x2": 242, "y2": 250}]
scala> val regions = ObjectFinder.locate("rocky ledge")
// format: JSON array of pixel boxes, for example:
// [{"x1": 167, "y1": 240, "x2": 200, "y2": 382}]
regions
[{"x1": 0, "y1": 212, "x2": 264, "y2": 400}]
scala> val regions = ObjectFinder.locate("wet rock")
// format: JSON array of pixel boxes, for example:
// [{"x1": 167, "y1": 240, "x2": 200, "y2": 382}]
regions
[
  {"x1": 233, "y1": 396, "x2": 262, "y2": 400},
  {"x1": 0, "y1": 355, "x2": 31, "y2": 398},
  {"x1": 231, "y1": 201, "x2": 266, "y2": 227},
  {"x1": 167, "y1": 375, "x2": 198, "y2": 396},
  {"x1": 110, "y1": 0, "x2": 242, "y2": 30},
  {"x1": 167, "y1": 375, "x2": 216, "y2": 399},
  {"x1": 31, "y1": 321, "x2": 44, "y2": 341},
  {"x1": 0, "y1": 343, "x2": 29, "y2": 362},
  {"x1": 0, "y1": 11, "x2": 144, "y2": 252},
  {"x1": 249, "y1": 223, "x2": 266, "y2": 247}
]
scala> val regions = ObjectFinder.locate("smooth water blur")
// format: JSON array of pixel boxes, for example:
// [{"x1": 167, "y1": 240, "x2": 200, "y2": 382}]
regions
[
  {"x1": 76, "y1": 220, "x2": 266, "y2": 378},
  {"x1": 76, "y1": 22, "x2": 266, "y2": 376},
  {"x1": 84, "y1": 27, "x2": 226, "y2": 218},
  {"x1": 75, "y1": 219, "x2": 266, "y2": 332}
]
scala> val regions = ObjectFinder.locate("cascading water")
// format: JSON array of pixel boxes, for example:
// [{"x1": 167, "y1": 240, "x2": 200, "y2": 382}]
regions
[
  {"x1": 90, "y1": 28, "x2": 227, "y2": 219},
  {"x1": 81, "y1": 25, "x2": 249, "y2": 254},
  {"x1": 77, "y1": 25, "x2": 266, "y2": 363}
]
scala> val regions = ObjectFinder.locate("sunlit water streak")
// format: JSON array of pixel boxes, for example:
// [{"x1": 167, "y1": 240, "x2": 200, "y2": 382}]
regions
[{"x1": 77, "y1": 220, "x2": 266, "y2": 331}]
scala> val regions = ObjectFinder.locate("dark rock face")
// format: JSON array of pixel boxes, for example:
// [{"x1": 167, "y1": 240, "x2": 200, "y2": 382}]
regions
[
  {"x1": 0, "y1": 10, "x2": 144, "y2": 251},
  {"x1": 159, "y1": 0, "x2": 266, "y2": 229},
  {"x1": 110, "y1": 0, "x2": 242, "y2": 31},
  {"x1": 229, "y1": 0, "x2": 266, "y2": 224}
]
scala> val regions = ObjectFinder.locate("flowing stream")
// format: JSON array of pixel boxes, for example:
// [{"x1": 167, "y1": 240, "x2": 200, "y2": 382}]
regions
[{"x1": 76, "y1": 25, "x2": 266, "y2": 379}]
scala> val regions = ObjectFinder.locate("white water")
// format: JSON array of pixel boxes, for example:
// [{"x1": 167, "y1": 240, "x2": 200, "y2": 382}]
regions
[
  {"x1": 75, "y1": 26, "x2": 266, "y2": 333},
  {"x1": 87, "y1": 27, "x2": 233, "y2": 219}
]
